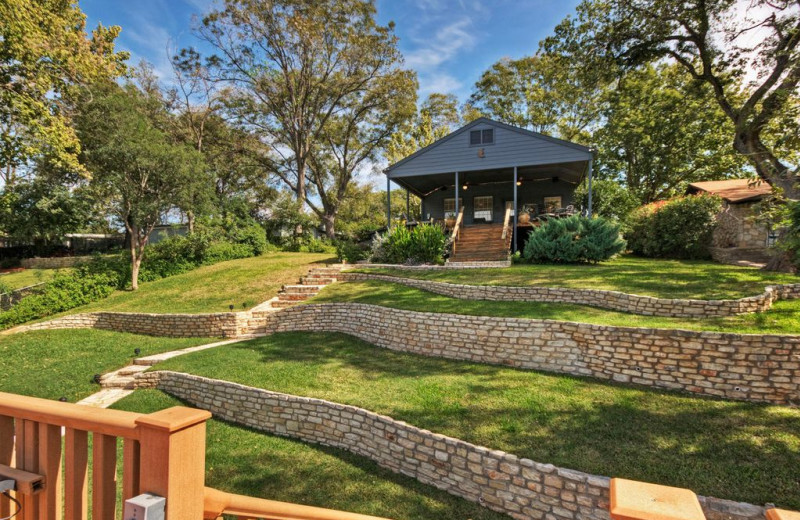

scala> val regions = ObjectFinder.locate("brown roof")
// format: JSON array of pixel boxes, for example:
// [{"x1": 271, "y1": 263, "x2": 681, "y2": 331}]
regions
[{"x1": 687, "y1": 179, "x2": 772, "y2": 203}]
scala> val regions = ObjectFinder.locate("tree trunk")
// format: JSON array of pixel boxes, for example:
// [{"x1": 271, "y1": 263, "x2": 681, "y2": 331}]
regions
[
  {"x1": 323, "y1": 213, "x2": 336, "y2": 239},
  {"x1": 187, "y1": 211, "x2": 195, "y2": 234},
  {"x1": 129, "y1": 226, "x2": 141, "y2": 291},
  {"x1": 734, "y1": 130, "x2": 799, "y2": 200}
]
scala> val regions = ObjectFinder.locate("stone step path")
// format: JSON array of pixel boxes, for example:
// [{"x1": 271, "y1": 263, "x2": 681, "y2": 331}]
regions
[
  {"x1": 270, "y1": 265, "x2": 344, "y2": 309},
  {"x1": 77, "y1": 339, "x2": 242, "y2": 408}
]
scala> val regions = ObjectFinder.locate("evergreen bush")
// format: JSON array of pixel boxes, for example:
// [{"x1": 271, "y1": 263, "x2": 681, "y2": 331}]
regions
[
  {"x1": 523, "y1": 216, "x2": 625, "y2": 264},
  {"x1": 625, "y1": 195, "x2": 722, "y2": 259}
]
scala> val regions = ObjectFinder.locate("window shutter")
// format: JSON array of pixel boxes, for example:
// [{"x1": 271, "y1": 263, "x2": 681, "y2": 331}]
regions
[{"x1": 470, "y1": 130, "x2": 481, "y2": 145}]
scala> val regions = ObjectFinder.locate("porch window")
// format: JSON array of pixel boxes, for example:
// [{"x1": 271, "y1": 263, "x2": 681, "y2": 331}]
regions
[
  {"x1": 444, "y1": 198, "x2": 455, "y2": 218},
  {"x1": 474, "y1": 196, "x2": 493, "y2": 222},
  {"x1": 543, "y1": 196, "x2": 562, "y2": 213}
]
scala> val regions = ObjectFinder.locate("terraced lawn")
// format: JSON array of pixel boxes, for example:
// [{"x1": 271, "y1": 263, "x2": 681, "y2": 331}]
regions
[
  {"x1": 59, "y1": 252, "x2": 335, "y2": 314},
  {"x1": 113, "y1": 390, "x2": 509, "y2": 520},
  {"x1": 354, "y1": 255, "x2": 799, "y2": 299},
  {"x1": 309, "y1": 280, "x2": 800, "y2": 335},
  {"x1": 0, "y1": 329, "x2": 213, "y2": 401},
  {"x1": 151, "y1": 332, "x2": 800, "y2": 509}
]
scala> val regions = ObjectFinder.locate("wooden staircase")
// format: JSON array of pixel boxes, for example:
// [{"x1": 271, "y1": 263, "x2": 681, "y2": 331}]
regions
[{"x1": 449, "y1": 223, "x2": 510, "y2": 263}]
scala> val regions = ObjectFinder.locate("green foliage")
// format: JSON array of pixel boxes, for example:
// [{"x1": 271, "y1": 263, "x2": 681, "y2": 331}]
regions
[
  {"x1": 0, "y1": 0, "x2": 128, "y2": 181},
  {"x1": 779, "y1": 201, "x2": 800, "y2": 269},
  {"x1": 523, "y1": 216, "x2": 625, "y2": 264},
  {"x1": 334, "y1": 239, "x2": 369, "y2": 263},
  {"x1": 0, "y1": 269, "x2": 117, "y2": 329},
  {"x1": 626, "y1": 196, "x2": 722, "y2": 259},
  {"x1": 595, "y1": 64, "x2": 745, "y2": 202},
  {"x1": 575, "y1": 179, "x2": 639, "y2": 222},
  {"x1": 371, "y1": 224, "x2": 446, "y2": 265},
  {"x1": 0, "y1": 178, "x2": 92, "y2": 249}
]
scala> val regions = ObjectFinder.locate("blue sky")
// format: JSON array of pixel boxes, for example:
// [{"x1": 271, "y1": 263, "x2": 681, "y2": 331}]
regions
[{"x1": 81, "y1": 0, "x2": 581, "y2": 102}]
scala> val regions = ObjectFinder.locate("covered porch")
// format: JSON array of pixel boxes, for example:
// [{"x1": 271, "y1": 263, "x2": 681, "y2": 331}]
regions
[{"x1": 384, "y1": 118, "x2": 594, "y2": 254}]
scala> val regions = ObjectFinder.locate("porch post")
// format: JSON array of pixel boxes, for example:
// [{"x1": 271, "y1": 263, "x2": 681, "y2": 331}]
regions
[
  {"x1": 406, "y1": 189, "x2": 410, "y2": 221},
  {"x1": 513, "y1": 166, "x2": 518, "y2": 252},
  {"x1": 587, "y1": 158, "x2": 594, "y2": 217},
  {"x1": 386, "y1": 175, "x2": 392, "y2": 229},
  {"x1": 454, "y1": 171, "x2": 459, "y2": 219}
]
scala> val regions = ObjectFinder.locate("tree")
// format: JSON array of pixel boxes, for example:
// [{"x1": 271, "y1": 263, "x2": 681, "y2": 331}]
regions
[
  {"x1": 0, "y1": 0, "x2": 127, "y2": 185},
  {"x1": 595, "y1": 63, "x2": 746, "y2": 203},
  {"x1": 197, "y1": 0, "x2": 407, "y2": 211},
  {"x1": 0, "y1": 177, "x2": 90, "y2": 250},
  {"x1": 574, "y1": 179, "x2": 639, "y2": 222},
  {"x1": 543, "y1": 0, "x2": 800, "y2": 199},
  {"x1": 385, "y1": 93, "x2": 461, "y2": 165},
  {"x1": 76, "y1": 83, "x2": 206, "y2": 290},
  {"x1": 469, "y1": 54, "x2": 603, "y2": 142},
  {"x1": 336, "y1": 183, "x2": 420, "y2": 238}
]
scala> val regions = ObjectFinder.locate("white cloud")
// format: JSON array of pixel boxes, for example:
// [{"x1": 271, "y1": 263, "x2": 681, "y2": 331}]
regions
[
  {"x1": 404, "y1": 17, "x2": 475, "y2": 70},
  {"x1": 417, "y1": 73, "x2": 463, "y2": 97}
]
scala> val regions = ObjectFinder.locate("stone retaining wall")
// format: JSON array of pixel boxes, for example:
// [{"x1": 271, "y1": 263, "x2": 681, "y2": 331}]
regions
[
  {"x1": 261, "y1": 303, "x2": 800, "y2": 405},
  {"x1": 353, "y1": 261, "x2": 511, "y2": 269},
  {"x1": 11, "y1": 311, "x2": 248, "y2": 338},
  {"x1": 137, "y1": 371, "x2": 766, "y2": 520},
  {"x1": 337, "y1": 272, "x2": 800, "y2": 318},
  {"x1": 20, "y1": 256, "x2": 93, "y2": 269}
]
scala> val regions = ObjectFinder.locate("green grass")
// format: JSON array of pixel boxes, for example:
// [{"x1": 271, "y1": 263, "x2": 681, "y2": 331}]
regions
[
  {"x1": 113, "y1": 390, "x2": 509, "y2": 520},
  {"x1": 355, "y1": 255, "x2": 799, "y2": 299},
  {"x1": 0, "y1": 268, "x2": 61, "y2": 290},
  {"x1": 153, "y1": 332, "x2": 800, "y2": 509},
  {"x1": 60, "y1": 252, "x2": 334, "y2": 315},
  {"x1": 0, "y1": 329, "x2": 213, "y2": 401},
  {"x1": 309, "y1": 280, "x2": 800, "y2": 335}
]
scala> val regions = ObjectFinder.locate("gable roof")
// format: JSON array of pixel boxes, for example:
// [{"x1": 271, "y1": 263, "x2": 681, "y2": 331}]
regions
[
  {"x1": 687, "y1": 179, "x2": 772, "y2": 203},
  {"x1": 384, "y1": 117, "x2": 593, "y2": 175}
]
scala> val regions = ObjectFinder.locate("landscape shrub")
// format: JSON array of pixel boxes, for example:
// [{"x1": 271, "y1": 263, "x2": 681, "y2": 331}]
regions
[
  {"x1": 625, "y1": 195, "x2": 722, "y2": 259},
  {"x1": 371, "y1": 224, "x2": 446, "y2": 264},
  {"x1": 334, "y1": 238, "x2": 369, "y2": 263},
  {"x1": 0, "y1": 268, "x2": 117, "y2": 329},
  {"x1": 523, "y1": 216, "x2": 625, "y2": 264}
]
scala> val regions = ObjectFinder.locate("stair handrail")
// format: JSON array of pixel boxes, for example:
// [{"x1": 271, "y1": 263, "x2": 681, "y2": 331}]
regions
[
  {"x1": 450, "y1": 207, "x2": 464, "y2": 255},
  {"x1": 501, "y1": 206, "x2": 512, "y2": 241},
  {"x1": 203, "y1": 486, "x2": 393, "y2": 520}
]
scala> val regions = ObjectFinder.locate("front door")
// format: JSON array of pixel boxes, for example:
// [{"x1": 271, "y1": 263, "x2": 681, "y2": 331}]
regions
[{"x1": 474, "y1": 196, "x2": 493, "y2": 222}]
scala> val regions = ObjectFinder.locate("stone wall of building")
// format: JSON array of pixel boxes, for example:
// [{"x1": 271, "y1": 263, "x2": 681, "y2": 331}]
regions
[
  {"x1": 337, "y1": 272, "x2": 800, "y2": 318},
  {"x1": 713, "y1": 202, "x2": 769, "y2": 249},
  {"x1": 11, "y1": 310, "x2": 248, "y2": 338},
  {"x1": 19, "y1": 256, "x2": 93, "y2": 269},
  {"x1": 136, "y1": 371, "x2": 767, "y2": 520},
  {"x1": 259, "y1": 303, "x2": 800, "y2": 405}
]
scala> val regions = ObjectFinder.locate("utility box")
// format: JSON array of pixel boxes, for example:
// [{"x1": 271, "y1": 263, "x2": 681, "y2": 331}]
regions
[{"x1": 123, "y1": 493, "x2": 166, "y2": 520}]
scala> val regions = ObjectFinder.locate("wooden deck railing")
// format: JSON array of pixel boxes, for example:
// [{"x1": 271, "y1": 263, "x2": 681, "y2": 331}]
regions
[
  {"x1": 0, "y1": 392, "x2": 393, "y2": 520},
  {"x1": 450, "y1": 207, "x2": 464, "y2": 254},
  {"x1": 501, "y1": 206, "x2": 512, "y2": 242}
]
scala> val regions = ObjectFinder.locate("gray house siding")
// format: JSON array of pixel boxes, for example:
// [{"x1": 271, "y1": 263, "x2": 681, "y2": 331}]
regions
[
  {"x1": 388, "y1": 120, "x2": 591, "y2": 179},
  {"x1": 423, "y1": 181, "x2": 577, "y2": 225}
]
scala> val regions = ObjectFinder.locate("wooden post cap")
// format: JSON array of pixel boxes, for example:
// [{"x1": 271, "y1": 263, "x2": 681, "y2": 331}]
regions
[
  {"x1": 767, "y1": 509, "x2": 800, "y2": 520},
  {"x1": 135, "y1": 407, "x2": 211, "y2": 433},
  {"x1": 610, "y1": 478, "x2": 706, "y2": 520}
]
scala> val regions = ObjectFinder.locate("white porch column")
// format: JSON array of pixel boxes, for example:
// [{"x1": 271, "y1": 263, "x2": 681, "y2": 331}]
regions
[
  {"x1": 513, "y1": 166, "x2": 518, "y2": 252},
  {"x1": 386, "y1": 175, "x2": 392, "y2": 229},
  {"x1": 587, "y1": 158, "x2": 594, "y2": 217},
  {"x1": 454, "y1": 171, "x2": 459, "y2": 219}
]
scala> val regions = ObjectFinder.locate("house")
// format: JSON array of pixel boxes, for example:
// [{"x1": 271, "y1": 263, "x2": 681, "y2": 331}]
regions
[
  {"x1": 686, "y1": 179, "x2": 776, "y2": 265},
  {"x1": 384, "y1": 117, "x2": 594, "y2": 262}
]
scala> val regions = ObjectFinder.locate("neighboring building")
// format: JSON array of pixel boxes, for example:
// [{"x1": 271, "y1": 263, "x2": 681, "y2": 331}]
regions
[
  {"x1": 384, "y1": 117, "x2": 594, "y2": 261},
  {"x1": 148, "y1": 224, "x2": 189, "y2": 245},
  {"x1": 686, "y1": 179, "x2": 775, "y2": 265}
]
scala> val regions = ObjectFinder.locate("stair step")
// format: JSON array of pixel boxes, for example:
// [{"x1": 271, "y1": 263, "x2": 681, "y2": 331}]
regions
[
  {"x1": 282, "y1": 284, "x2": 323, "y2": 293},
  {"x1": 271, "y1": 300, "x2": 298, "y2": 308},
  {"x1": 117, "y1": 365, "x2": 150, "y2": 377},
  {"x1": 277, "y1": 292, "x2": 314, "y2": 302},
  {"x1": 302, "y1": 277, "x2": 336, "y2": 285}
]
